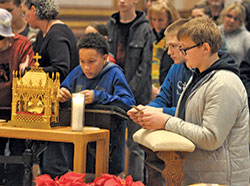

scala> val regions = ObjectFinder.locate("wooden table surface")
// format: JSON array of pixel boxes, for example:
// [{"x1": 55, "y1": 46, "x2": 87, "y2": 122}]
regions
[{"x1": 0, "y1": 123, "x2": 110, "y2": 178}]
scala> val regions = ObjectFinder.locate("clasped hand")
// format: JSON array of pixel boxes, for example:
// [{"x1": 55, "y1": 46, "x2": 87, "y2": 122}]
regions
[{"x1": 127, "y1": 105, "x2": 171, "y2": 130}]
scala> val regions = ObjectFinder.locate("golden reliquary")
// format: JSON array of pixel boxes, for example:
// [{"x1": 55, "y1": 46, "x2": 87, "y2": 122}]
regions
[{"x1": 5, "y1": 53, "x2": 60, "y2": 129}]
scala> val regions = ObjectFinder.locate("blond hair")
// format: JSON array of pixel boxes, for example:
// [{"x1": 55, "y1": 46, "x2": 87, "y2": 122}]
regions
[
  {"x1": 177, "y1": 17, "x2": 222, "y2": 54},
  {"x1": 164, "y1": 18, "x2": 190, "y2": 37},
  {"x1": 148, "y1": 1, "x2": 180, "y2": 27},
  {"x1": 219, "y1": 2, "x2": 246, "y2": 25}
]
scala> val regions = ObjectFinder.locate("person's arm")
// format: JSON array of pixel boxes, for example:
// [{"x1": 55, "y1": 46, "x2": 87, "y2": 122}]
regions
[
  {"x1": 148, "y1": 65, "x2": 177, "y2": 116},
  {"x1": 43, "y1": 33, "x2": 71, "y2": 82},
  {"x1": 18, "y1": 36, "x2": 35, "y2": 68},
  {"x1": 93, "y1": 70, "x2": 136, "y2": 111},
  {"x1": 240, "y1": 48, "x2": 250, "y2": 107},
  {"x1": 165, "y1": 76, "x2": 245, "y2": 151},
  {"x1": 60, "y1": 65, "x2": 81, "y2": 94}
]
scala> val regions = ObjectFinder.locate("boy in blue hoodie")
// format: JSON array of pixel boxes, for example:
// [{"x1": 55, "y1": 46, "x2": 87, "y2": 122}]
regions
[{"x1": 42, "y1": 33, "x2": 135, "y2": 177}]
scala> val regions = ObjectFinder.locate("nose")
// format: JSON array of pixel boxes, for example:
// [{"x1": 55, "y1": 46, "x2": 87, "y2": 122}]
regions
[{"x1": 84, "y1": 64, "x2": 91, "y2": 71}]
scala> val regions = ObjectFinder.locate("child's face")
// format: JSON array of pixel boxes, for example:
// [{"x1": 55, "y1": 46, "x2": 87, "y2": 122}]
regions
[
  {"x1": 179, "y1": 37, "x2": 204, "y2": 70},
  {"x1": 79, "y1": 48, "x2": 107, "y2": 79},
  {"x1": 165, "y1": 35, "x2": 185, "y2": 64},
  {"x1": 151, "y1": 11, "x2": 169, "y2": 33},
  {"x1": 191, "y1": 8, "x2": 208, "y2": 19}
]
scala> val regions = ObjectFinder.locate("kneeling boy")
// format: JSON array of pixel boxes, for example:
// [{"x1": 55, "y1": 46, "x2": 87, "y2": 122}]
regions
[{"x1": 42, "y1": 33, "x2": 135, "y2": 177}]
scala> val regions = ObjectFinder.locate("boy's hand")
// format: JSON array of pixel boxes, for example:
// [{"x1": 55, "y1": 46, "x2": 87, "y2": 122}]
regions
[
  {"x1": 143, "y1": 105, "x2": 163, "y2": 113},
  {"x1": 127, "y1": 105, "x2": 166, "y2": 129},
  {"x1": 80, "y1": 90, "x2": 94, "y2": 104},
  {"x1": 127, "y1": 104, "x2": 145, "y2": 123},
  {"x1": 59, "y1": 87, "x2": 71, "y2": 103},
  {"x1": 137, "y1": 110, "x2": 170, "y2": 130}
]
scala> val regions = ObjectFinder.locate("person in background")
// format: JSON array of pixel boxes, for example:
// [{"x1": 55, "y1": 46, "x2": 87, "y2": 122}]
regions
[
  {"x1": 84, "y1": 22, "x2": 116, "y2": 63},
  {"x1": 190, "y1": 3, "x2": 228, "y2": 53},
  {"x1": 147, "y1": 0, "x2": 180, "y2": 99},
  {"x1": 144, "y1": 19, "x2": 191, "y2": 115},
  {"x1": 0, "y1": 8, "x2": 34, "y2": 186},
  {"x1": 129, "y1": 19, "x2": 191, "y2": 185},
  {"x1": 21, "y1": 0, "x2": 79, "y2": 82},
  {"x1": 107, "y1": 0, "x2": 153, "y2": 181},
  {"x1": 190, "y1": 3, "x2": 212, "y2": 19},
  {"x1": 60, "y1": 32, "x2": 135, "y2": 176},
  {"x1": 218, "y1": 2, "x2": 250, "y2": 66},
  {"x1": 242, "y1": 0, "x2": 250, "y2": 31},
  {"x1": 0, "y1": 0, "x2": 38, "y2": 43},
  {"x1": 21, "y1": 0, "x2": 79, "y2": 178},
  {"x1": 196, "y1": 0, "x2": 225, "y2": 24},
  {"x1": 128, "y1": 17, "x2": 249, "y2": 186}
]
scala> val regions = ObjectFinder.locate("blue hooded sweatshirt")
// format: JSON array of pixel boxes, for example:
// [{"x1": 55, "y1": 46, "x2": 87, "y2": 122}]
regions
[
  {"x1": 148, "y1": 63, "x2": 192, "y2": 116},
  {"x1": 61, "y1": 61, "x2": 135, "y2": 111}
]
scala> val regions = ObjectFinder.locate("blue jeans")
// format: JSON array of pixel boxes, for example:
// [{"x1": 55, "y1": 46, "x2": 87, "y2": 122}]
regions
[{"x1": 126, "y1": 120, "x2": 145, "y2": 182}]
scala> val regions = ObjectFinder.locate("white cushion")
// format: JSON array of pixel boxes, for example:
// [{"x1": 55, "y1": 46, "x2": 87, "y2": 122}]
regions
[{"x1": 133, "y1": 129, "x2": 195, "y2": 152}]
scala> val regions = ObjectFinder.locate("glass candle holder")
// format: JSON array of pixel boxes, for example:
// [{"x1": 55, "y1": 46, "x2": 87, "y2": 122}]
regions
[{"x1": 71, "y1": 93, "x2": 85, "y2": 131}]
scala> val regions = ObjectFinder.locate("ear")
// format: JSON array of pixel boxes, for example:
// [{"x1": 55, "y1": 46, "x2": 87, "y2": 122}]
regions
[
  {"x1": 134, "y1": 0, "x2": 140, "y2": 4},
  {"x1": 103, "y1": 54, "x2": 108, "y2": 64},
  {"x1": 31, "y1": 5, "x2": 36, "y2": 15},
  {"x1": 202, "y1": 42, "x2": 211, "y2": 54}
]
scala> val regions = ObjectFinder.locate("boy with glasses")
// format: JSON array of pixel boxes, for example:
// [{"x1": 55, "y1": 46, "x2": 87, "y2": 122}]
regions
[{"x1": 128, "y1": 17, "x2": 249, "y2": 186}]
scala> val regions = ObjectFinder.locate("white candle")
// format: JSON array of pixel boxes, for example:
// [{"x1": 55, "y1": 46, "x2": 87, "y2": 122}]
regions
[{"x1": 71, "y1": 93, "x2": 85, "y2": 131}]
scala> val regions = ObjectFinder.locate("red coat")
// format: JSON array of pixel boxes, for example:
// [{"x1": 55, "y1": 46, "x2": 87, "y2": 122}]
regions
[{"x1": 0, "y1": 34, "x2": 34, "y2": 107}]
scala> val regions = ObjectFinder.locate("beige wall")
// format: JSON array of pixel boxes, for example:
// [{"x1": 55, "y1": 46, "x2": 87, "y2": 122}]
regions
[
  {"x1": 57, "y1": 0, "x2": 200, "y2": 11},
  {"x1": 57, "y1": 0, "x2": 114, "y2": 8},
  {"x1": 173, "y1": 0, "x2": 200, "y2": 11}
]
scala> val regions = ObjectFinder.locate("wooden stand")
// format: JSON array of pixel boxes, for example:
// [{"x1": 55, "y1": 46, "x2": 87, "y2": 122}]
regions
[
  {"x1": 157, "y1": 151, "x2": 186, "y2": 186},
  {"x1": 142, "y1": 146, "x2": 187, "y2": 186}
]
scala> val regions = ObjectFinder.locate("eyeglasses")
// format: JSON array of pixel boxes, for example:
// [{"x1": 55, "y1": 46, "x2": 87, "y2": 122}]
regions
[
  {"x1": 179, "y1": 42, "x2": 204, "y2": 56},
  {"x1": 0, "y1": 36, "x2": 5, "y2": 41},
  {"x1": 225, "y1": 14, "x2": 239, "y2": 21}
]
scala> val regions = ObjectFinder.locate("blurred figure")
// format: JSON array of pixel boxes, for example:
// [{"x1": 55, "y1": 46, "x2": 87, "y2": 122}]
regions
[
  {"x1": 191, "y1": 3, "x2": 228, "y2": 52},
  {"x1": 84, "y1": 22, "x2": 116, "y2": 63},
  {"x1": 147, "y1": 1, "x2": 180, "y2": 99},
  {"x1": 242, "y1": 0, "x2": 250, "y2": 31},
  {"x1": 191, "y1": 3, "x2": 212, "y2": 19},
  {"x1": 0, "y1": 0, "x2": 38, "y2": 43},
  {"x1": 196, "y1": 0, "x2": 225, "y2": 24},
  {"x1": 0, "y1": 8, "x2": 34, "y2": 186},
  {"x1": 218, "y1": 2, "x2": 250, "y2": 65},
  {"x1": 21, "y1": 0, "x2": 79, "y2": 178},
  {"x1": 85, "y1": 22, "x2": 108, "y2": 39},
  {"x1": 107, "y1": 0, "x2": 153, "y2": 181}
]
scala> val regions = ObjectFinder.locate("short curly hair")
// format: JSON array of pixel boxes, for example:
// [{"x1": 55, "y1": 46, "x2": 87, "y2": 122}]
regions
[
  {"x1": 23, "y1": 0, "x2": 59, "y2": 20},
  {"x1": 78, "y1": 33, "x2": 109, "y2": 56},
  {"x1": 0, "y1": 0, "x2": 21, "y2": 6}
]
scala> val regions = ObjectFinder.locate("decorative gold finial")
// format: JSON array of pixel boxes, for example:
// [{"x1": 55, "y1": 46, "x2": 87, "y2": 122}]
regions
[{"x1": 34, "y1": 53, "x2": 41, "y2": 67}]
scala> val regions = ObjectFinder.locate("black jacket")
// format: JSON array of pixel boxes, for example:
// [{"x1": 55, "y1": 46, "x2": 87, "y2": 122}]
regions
[{"x1": 107, "y1": 11, "x2": 153, "y2": 105}]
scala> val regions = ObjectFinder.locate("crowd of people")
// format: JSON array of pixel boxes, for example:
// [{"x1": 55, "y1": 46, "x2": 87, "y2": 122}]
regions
[{"x1": 0, "y1": 0, "x2": 250, "y2": 186}]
